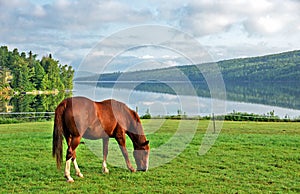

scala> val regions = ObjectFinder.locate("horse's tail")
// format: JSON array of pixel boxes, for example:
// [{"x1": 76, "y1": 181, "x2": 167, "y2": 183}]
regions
[{"x1": 52, "y1": 99, "x2": 67, "y2": 169}]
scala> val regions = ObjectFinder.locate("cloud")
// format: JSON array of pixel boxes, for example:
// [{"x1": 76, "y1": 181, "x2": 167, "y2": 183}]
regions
[
  {"x1": 161, "y1": 0, "x2": 300, "y2": 61},
  {"x1": 0, "y1": 0, "x2": 299, "y2": 68},
  {"x1": 159, "y1": 0, "x2": 300, "y2": 37},
  {"x1": 242, "y1": 1, "x2": 300, "y2": 35},
  {"x1": 43, "y1": 0, "x2": 153, "y2": 32},
  {"x1": 140, "y1": 55, "x2": 154, "y2": 59}
]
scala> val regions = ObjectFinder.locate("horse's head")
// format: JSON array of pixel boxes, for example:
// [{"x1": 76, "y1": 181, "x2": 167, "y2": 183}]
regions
[{"x1": 133, "y1": 140, "x2": 150, "y2": 171}]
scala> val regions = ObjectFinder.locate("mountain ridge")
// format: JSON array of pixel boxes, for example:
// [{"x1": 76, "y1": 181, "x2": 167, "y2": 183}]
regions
[
  {"x1": 75, "y1": 49, "x2": 300, "y2": 83},
  {"x1": 74, "y1": 50, "x2": 300, "y2": 109}
]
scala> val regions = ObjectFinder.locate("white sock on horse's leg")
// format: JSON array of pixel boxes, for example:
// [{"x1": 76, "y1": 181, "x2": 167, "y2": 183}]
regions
[
  {"x1": 65, "y1": 158, "x2": 74, "y2": 182},
  {"x1": 73, "y1": 158, "x2": 83, "y2": 178},
  {"x1": 102, "y1": 160, "x2": 109, "y2": 173}
]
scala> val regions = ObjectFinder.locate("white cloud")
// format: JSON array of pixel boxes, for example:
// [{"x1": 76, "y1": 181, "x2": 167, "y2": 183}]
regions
[
  {"x1": 257, "y1": 15, "x2": 284, "y2": 34},
  {"x1": 90, "y1": 50, "x2": 106, "y2": 57},
  {"x1": 0, "y1": 0, "x2": 299, "y2": 67},
  {"x1": 164, "y1": 60, "x2": 179, "y2": 67},
  {"x1": 140, "y1": 55, "x2": 154, "y2": 59},
  {"x1": 32, "y1": 4, "x2": 46, "y2": 17}
]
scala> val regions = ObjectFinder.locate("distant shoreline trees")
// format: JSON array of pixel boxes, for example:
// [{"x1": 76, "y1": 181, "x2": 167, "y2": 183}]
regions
[{"x1": 0, "y1": 46, "x2": 74, "y2": 93}]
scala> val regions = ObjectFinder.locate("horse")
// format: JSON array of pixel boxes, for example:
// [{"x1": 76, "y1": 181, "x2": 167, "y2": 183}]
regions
[{"x1": 52, "y1": 96, "x2": 150, "y2": 182}]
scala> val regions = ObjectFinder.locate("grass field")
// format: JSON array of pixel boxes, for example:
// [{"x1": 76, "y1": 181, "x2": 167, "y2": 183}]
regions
[{"x1": 0, "y1": 120, "x2": 299, "y2": 193}]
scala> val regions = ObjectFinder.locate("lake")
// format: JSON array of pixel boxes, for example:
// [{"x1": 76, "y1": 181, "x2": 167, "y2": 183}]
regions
[
  {"x1": 1, "y1": 81, "x2": 299, "y2": 120},
  {"x1": 73, "y1": 82, "x2": 300, "y2": 119}
]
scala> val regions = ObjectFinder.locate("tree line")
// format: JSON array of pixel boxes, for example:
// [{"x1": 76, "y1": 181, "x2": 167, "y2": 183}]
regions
[
  {"x1": 0, "y1": 46, "x2": 74, "y2": 92},
  {"x1": 78, "y1": 49, "x2": 300, "y2": 110},
  {"x1": 90, "y1": 49, "x2": 300, "y2": 83}
]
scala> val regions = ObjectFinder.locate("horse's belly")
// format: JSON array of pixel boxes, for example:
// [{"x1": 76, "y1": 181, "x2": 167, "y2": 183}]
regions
[{"x1": 82, "y1": 127, "x2": 108, "y2": 140}]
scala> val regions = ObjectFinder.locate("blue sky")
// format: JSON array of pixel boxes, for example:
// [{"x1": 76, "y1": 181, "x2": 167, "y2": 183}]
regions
[{"x1": 1, "y1": 0, "x2": 300, "y2": 70}]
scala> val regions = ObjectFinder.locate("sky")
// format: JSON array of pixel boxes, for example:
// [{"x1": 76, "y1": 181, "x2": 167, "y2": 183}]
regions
[{"x1": 1, "y1": 0, "x2": 300, "y2": 71}]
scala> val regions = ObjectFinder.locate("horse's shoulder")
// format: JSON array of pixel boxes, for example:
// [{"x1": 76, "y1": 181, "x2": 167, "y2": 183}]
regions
[
  {"x1": 72, "y1": 96, "x2": 93, "y2": 102},
  {"x1": 99, "y1": 99, "x2": 126, "y2": 107}
]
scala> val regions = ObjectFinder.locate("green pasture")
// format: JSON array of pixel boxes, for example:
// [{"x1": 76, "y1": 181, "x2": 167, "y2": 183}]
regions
[{"x1": 0, "y1": 120, "x2": 299, "y2": 193}]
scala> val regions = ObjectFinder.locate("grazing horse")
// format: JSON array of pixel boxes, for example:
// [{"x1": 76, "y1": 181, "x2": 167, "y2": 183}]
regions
[{"x1": 52, "y1": 96, "x2": 150, "y2": 182}]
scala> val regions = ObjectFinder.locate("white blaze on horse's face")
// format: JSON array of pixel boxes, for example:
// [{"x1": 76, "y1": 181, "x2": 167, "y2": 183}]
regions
[
  {"x1": 133, "y1": 142, "x2": 150, "y2": 171},
  {"x1": 145, "y1": 149, "x2": 150, "y2": 171}
]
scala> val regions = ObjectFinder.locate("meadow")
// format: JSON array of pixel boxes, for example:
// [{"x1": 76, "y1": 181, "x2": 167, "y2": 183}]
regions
[{"x1": 0, "y1": 120, "x2": 299, "y2": 193}]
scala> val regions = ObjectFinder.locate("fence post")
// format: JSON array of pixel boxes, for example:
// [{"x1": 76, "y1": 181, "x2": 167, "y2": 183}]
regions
[{"x1": 213, "y1": 113, "x2": 216, "y2": 134}]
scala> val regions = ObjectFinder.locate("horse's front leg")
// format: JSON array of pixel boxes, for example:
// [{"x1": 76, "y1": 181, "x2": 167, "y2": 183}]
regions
[
  {"x1": 102, "y1": 138, "x2": 109, "y2": 173},
  {"x1": 119, "y1": 145, "x2": 136, "y2": 172},
  {"x1": 115, "y1": 130, "x2": 136, "y2": 172}
]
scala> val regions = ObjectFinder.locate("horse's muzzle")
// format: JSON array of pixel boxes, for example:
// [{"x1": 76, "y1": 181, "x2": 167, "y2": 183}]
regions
[{"x1": 137, "y1": 169, "x2": 147, "y2": 172}]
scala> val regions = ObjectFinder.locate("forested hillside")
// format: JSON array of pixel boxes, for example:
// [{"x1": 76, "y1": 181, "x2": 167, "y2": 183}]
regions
[
  {"x1": 0, "y1": 46, "x2": 74, "y2": 92},
  {"x1": 91, "y1": 50, "x2": 300, "y2": 83},
  {"x1": 218, "y1": 50, "x2": 300, "y2": 82},
  {"x1": 75, "y1": 50, "x2": 300, "y2": 109}
]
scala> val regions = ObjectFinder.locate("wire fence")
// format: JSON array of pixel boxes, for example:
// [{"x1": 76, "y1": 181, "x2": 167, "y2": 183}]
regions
[
  {"x1": 0, "y1": 111, "x2": 299, "y2": 124},
  {"x1": 0, "y1": 112, "x2": 55, "y2": 123},
  {"x1": 143, "y1": 112, "x2": 300, "y2": 122}
]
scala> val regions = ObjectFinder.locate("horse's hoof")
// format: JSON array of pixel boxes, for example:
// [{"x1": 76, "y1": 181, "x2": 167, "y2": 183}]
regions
[
  {"x1": 65, "y1": 175, "x2": 74, "y2": 183},
  {"x1": 66, "y1": 178, "x2": 74, "y2": 183},
  {"x1": 76, "y1": 172, "x2": 84, "y2": 178},
  {"x1": 102, "y1": 168, "x2": 109, "y2": 174},
  {"x1": 130, "y1": 168, "x2": 136, "y2": 173}
]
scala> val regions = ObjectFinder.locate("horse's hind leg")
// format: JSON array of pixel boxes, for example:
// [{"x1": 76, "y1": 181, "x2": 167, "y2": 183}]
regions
[
  {"x1": 65, "y1": 136, "x2": 82, "y2": 182},
  {"x1": 65, "y1": 157, "x2": 73, "y2": 182},
  {"x1": 102, "y1": 137, "x2": 109, "y2": 173},
  {"x1": 73, "y1": 155, "x2": 83, "y2": 178}
]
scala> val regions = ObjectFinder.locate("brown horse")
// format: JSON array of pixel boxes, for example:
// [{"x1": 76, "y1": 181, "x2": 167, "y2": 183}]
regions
[{"x1": 52, "y1": 96, "x2": 150, "y2": 182}]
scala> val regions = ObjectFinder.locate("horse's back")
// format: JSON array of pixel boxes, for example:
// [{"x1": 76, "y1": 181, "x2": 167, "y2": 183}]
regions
[
  {"x1": 97, "y1": 99, "x2": 138, "y2": 129},
  {"x1": 62, "y1": 97, "x2": 99, "y2": 137},
  {"x1": 58, "y1": 97, "x2": 140, "y2": 139},
  {"x1": 64, "y1": 97, "x2": 96, "y2": 119}
]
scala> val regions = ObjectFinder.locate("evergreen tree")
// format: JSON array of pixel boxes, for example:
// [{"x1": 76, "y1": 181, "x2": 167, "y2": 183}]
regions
[
  {"x1": 1, "y1": 46, "x2": 73, "y2": 92},
  {"x1": 32, "y1": 62, "x2": 46, "y2": 90},
  {"x1": 41, "y1": 74, "x2": 50, "y2": 91},
  {"x1": 0, "y1": 46, "x2": 8, "y2": 67},
  {"x1": 40, "y1": 55, "x2": 64, "y2": 90},
  {"x1": 60, "y1": 64, "x2": 74, "y2": 90}
]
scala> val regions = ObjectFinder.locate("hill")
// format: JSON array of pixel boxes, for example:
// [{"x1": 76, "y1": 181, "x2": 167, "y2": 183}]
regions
[
  {"x1": 218, "y1": 50, "x2": 300, "y2": 82},
  {"x1": 75, "y1": 50, "x2": 300, "y2": 109},
  {"x1": 75, "y1": 50, "x2": 300, "y2": 83}
]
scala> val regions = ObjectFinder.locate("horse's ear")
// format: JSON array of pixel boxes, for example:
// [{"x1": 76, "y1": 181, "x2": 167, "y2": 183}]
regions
[{"x1": 142, "y1": 140, "x2": 149, "y2": 146}]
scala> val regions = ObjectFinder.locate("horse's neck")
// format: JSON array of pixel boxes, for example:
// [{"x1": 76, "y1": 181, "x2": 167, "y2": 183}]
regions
[
  {"x1": 127, "y1": 125, "x2": 146, "y2": 149},
  {"x1": 129, "y1": 133, "x2": 146, "y2": 149}
]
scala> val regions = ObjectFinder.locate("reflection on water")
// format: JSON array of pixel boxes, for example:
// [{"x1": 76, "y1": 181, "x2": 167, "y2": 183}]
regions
[
  {"x1": 74, "y1": 83, "x2": 300, "y2": 119},
  {"x1": 225, "y1": 81, "x2": 300, "y2": 110},
  {"x1": 0, "y1": 92, "x2": 72, "y2": 113},
  {"x1": 2, "y1": 81, "x2": 299, "y2": 119}
]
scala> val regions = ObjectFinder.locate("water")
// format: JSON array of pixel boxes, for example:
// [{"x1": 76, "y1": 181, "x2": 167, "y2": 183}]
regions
[
  {"x1": 1, "y1": 82, "x2": 299, "y2": 119},
  {"x1": 74, "y1": 83, "x2": 300, "y2": 119}
]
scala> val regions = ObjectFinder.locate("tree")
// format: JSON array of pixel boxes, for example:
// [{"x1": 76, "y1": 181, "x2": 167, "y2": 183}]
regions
[
  {"x1": 32, "y1": 62, "x2": 46, "y2": 90},
  {"x1": 0, "y1": 46, "x2": 9, "y2": 68},
  {"x1": 1, "y1": 46, "x2": 74, "y2": 92},
  {"x1": 41, "y1": 74, "x2": 50, "y2": 91},
  {"x1": 40, "y1": 56, "x2": 64, "y2": 90},
  {"x1": 60, "y1": 65, "x2": 74, "y2": 90},
  {"x1": 12, "y1": 62, "x2": 35, "y2": 92},
  {"x1": 141, "y1": 108, "x2": 151, "y2": 119}
]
